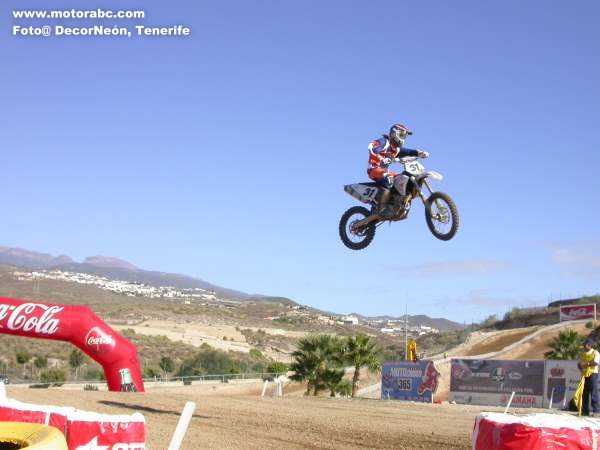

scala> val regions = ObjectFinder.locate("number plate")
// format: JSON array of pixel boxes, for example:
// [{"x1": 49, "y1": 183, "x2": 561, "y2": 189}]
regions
[{"x1": 404, "y1": 161, "x2": 424, "y2": 175}]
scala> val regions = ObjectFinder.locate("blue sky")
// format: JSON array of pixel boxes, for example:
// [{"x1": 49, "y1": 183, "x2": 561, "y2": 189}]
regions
[{"x1": 1, "y1": 0, "x2": 599, "y2": 322}]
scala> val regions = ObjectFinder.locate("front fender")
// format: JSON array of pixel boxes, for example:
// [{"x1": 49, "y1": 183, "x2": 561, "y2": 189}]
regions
[{"x1": 425, "y1": 170, "x2": 443, "y2": 181}]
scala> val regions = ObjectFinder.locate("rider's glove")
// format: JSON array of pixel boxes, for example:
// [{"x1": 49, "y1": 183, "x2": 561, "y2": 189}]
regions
[
  {"x1": 382, "y1": 157, "x2": 393, "y2": 165},
  {"x1": 418, "y1": 151, "x2": 430, "y2": 158}
]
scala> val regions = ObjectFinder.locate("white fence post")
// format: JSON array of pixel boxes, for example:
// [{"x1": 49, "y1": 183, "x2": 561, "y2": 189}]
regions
[
  {"x1": 261, "y1": 380, "x2": 269, "y2": 397},
  {"x1": 167, "y1": 401, "x2": 196, "y2": 450},
  {"x1": 504, "y1": 392, "x2": 516, "y2": 414}
]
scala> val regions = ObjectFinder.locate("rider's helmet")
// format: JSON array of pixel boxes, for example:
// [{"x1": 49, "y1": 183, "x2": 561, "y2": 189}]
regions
[{"x1": 389, "y1": 123, "x2": 412, "y2": 147}]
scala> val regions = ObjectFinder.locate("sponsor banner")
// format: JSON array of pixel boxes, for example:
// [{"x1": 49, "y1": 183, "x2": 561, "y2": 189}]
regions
[
  {"x1": 0, "y1": 399, "x2": 73, "y2": 433},
  {"x1": 66, "y1": 410, "x2": 145, "y2": 450},
  {"x1": 0, "y1": 297, "x2": 144, "y2": 392},
  {"x1": 560, "y1": 304, "x2": 596, "y2": 322},
  {"x1": 381, "y1": 360, "x2": 440, "y2": 402},
  {"x1": 450, "y1": 359, "x2": 544, "y2": 407},
  {"x1": 450, "y1": 391, "x2": 543, "y2": 408},
  {"x1": 543, "y1": 360, "x2": 600, "y2": 409}
]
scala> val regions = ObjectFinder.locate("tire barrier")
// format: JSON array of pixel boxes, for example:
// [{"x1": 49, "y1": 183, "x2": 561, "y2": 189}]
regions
[
  {"x1": 0, "y1": 422, "x2": 67, "y2": 450},
  {"x1": 0, "y1": 398, "x2": 145, "y2": 450},
  {"x1": 473, "y1": 412, "x2": 600, "y2": 450},
  {"x1": 0, "y1": 297, "x2": 144, "y2": 392}
]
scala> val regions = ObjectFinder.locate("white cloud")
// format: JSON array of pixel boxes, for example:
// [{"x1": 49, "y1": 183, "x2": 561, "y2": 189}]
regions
[{"x1": 544, "y1": 241, "x2": 600, "y2": 279}]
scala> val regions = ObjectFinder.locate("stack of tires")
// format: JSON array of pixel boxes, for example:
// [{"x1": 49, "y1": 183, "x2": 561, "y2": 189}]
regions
[{"x1": 0, "y1": 422, "x2": 67, "y2": 450}]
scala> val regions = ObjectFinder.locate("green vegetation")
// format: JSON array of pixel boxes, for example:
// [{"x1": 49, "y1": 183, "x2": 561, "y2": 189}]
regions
[
  {"x1": 40, "y1": 368, "x2": 66, "y2": 383},
  {"x1": 289, "y1": 334, "x2": 381, "y2": 398},
  {"x1": 176, "y1": 343, "x2": 270, "y2": 377},
  {"x1": 266, "y1": 361, "x2": 288, "y2": 375},
  {"x1": 544, "y1": 330, "x2": 583, "y2": 360},
  {"x1": 341, "y1": 334, "x2": 382, "y2": 397},
  {"x1": 159, "y1": 356, "x2": 175, "y2": 376},
  {"x1": 69, "y1": 349, "x2": 85, "y2": 379}
]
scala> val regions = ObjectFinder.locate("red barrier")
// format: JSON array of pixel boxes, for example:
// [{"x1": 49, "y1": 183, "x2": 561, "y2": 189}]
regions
[
  {"x1": 66, "y1": 410, "x2": 145, "y2": 450},
  {"x1": 0, "y1": 297, "x2": 144, "y2": 392},
  {"x1": 0, "y1": 398, "x2": 146, "y2": 449},
  {"x1": 473, "y1": 412, "x2": 600, "y2": 450},
  {"x1": 0, "y1": 398, "x2": 73, "y2": 433}
]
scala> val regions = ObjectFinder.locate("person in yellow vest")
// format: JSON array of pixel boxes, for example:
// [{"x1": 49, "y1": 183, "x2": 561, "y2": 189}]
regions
[{"x1": 578, "y1": 338, "x2": 600, "y2": 416}]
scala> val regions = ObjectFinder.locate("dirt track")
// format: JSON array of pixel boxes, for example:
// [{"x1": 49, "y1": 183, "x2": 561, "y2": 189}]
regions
[{"x1": 5, "y1": 384, "x2": 518, "y2": 450}]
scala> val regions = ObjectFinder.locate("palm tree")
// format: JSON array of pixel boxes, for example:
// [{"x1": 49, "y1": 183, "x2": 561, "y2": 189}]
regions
[
  {"x1": 544, "y1": 330, "x2": 584, "y2": 360},
  {"x1": 341, "y1": 334, "x2": 382, "y2": 398},
  {"x1": 321, "y1": 368, "x2": 351, "y2": 397},
  {"x1": 289, "y1": 335, "x2": 343, "y2": 396}
]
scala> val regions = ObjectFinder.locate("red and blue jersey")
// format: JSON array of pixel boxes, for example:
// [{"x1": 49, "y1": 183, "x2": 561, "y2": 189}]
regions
[{"x1": 367, "y1": 135, "x2": 419, "y2": 181}]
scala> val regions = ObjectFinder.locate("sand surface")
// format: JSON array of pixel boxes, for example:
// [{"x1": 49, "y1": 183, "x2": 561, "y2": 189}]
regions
[{"x1": 5, "y1": 384, "x2": 537, "y2": 450}]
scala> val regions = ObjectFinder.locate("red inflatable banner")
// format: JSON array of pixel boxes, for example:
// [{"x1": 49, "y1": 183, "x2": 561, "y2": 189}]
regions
[
  {"x1": 0, "y1": 296, "x2": 144, "y2": 392},
  {"x1": 473, "y1": 412, "x2": 600, "y2": 450}
]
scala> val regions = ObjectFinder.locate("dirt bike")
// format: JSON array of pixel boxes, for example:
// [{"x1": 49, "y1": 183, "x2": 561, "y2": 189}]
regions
[{"x1": 339, "y1": 156, "x2": 459, "y2": 250}]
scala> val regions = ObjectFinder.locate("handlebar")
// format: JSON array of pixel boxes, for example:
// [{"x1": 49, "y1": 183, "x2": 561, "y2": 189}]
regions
[{"x1": 394, "y1": 156, "x2": 419, "y2": 163}]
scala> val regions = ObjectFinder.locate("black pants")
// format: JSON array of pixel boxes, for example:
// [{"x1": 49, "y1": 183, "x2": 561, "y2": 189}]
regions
[{"x1": 582, "y1": 373, "x2": 599, "y2": 415}]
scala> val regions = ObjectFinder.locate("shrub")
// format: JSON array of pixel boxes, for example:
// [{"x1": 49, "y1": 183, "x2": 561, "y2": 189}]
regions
[
  {"x1": 267, "y1": 361, "x2": 288, "y2": 375},
  {"x1": 83, "y1": 384, "x2": 99, "y2": 391},
  {"x1": 40, "y1": 368, "x2": 66, "y2": 383}
]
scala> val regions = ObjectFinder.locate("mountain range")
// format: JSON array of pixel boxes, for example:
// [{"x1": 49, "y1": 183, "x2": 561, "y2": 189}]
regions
[
  {"x1": 0, "y1": 246, "x2": 248, "y2": 299},
  {"x1": 0, "y1": 245, "x2": 463, "y2": 330}
]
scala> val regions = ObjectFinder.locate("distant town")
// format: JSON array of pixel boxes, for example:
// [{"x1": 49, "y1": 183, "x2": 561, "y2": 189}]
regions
[{"x1": 11, "y1": 270, "x2": 440, "y2": 336}]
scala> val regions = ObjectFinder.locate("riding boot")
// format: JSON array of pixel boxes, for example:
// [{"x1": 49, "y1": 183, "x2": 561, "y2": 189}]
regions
[{"x1": 378, "y1": 189, "x2": 393, "y2": 218}]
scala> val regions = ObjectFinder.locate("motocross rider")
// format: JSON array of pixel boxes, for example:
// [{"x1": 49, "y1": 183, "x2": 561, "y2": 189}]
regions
[{"x1": 367, "y1": 123, "x2": 429, "y2": 217}]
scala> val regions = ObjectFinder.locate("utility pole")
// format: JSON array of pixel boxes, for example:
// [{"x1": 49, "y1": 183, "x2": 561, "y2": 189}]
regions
[{"x1": 405, "y1": 303, "x2": 408, "y2": 361}]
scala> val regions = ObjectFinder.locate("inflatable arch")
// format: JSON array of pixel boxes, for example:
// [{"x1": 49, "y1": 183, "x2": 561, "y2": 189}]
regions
[{"x1": 0, "y1": 297, "x2": 144, "y2": 392}]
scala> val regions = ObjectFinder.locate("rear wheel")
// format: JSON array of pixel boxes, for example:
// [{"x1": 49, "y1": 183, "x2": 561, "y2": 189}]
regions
[
  {"x1": 425, "y1": 192, "x2": 459, "y2": 241},
  {"x1": 339, "y1": 206, "x2": 376, "y2": 250}
]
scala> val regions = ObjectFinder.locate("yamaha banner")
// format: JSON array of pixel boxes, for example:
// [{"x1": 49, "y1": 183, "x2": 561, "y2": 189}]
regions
[
  {"x1": 450, "y1": 359, "x2": 545, "y2": 407},
  {"x1": 381, "y1": 360, "x2": 440, "y2": 402}
]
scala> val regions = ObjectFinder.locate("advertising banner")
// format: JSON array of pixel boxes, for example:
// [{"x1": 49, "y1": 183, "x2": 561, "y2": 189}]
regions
[
  {"x1": 66, "y1": 411, "x2": 145, "y2": 450},
  {"x1": 0, "y1": 398, "x2": 73, "y2": 433},
  {"x1": 0, "y1": 296, "x2": 144, "y2": 392},
  {"x1": 559, "y1": 304, "x2": 596, "y2": 322},
  {"x1": 544, "y1": 360, "x2": 581, "y2": 408},
  {"x1": 543, "y1": 360, "x2": 600, "y2": 409},
  {"x1": 381, "y1": 360, "x2": 439, "y2": 402},
  {"x1": 450, "y1": 359, "x2": 544, "y2": 407}
]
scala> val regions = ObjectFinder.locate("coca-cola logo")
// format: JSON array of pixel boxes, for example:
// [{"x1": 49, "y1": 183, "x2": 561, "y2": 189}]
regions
[
  {"x1": 562, "y1": 306, "x2": 594, "y2": 318},
  {"x1": 550, "y1": 367, "x2": 565, "y2": 377},
  {"x1": 569, "y1": 308, "x2": 591, "y2": 316},
  {"x1": 0, "y1": 302, "x2": 63, "y2": 335},
  {"x1": 85, "y1": 327, "x2": 116, "y2": 354}
]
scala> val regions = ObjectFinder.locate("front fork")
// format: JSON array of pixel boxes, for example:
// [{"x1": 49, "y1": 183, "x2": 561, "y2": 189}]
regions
[{"x1": 413, "y1": 177, "x2": 433, "y2": 205}]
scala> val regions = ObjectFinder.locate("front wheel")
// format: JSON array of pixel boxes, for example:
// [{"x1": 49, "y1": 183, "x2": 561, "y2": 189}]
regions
[
  {"x1": 425, "y1": 192, "x2": 459, "y2": 241},
  {"x1": 339, "y1": 206, "x2": 376, "y2": 250}
]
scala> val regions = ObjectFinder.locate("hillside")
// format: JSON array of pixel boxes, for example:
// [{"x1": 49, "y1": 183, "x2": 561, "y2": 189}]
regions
[
  {"x1": 0, "y1": 246, "x2": 250, "y2": 299},
  {"x1": 0, "y1": 264, "x2": 466, "y2": 382}
]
